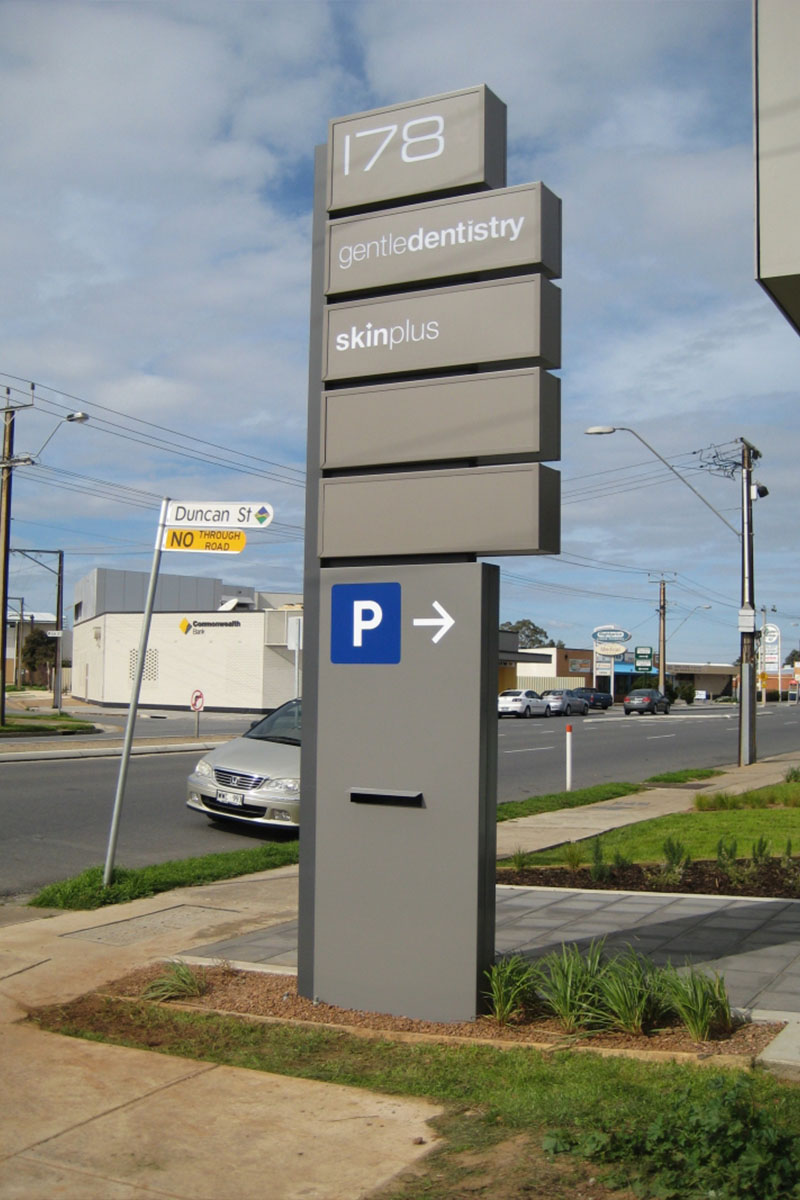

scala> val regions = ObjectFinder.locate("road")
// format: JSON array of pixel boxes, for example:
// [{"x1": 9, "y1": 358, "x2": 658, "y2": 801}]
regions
[{"x1": 2, "y1": 703, "x2": 799, "y2": 898}]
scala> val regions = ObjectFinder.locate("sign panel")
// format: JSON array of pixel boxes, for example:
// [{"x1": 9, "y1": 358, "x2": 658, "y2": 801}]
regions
[
  {"x1": 327, "y1": 85, "x2": 506, "y2": 212},
  {"x1": 163, "y1": 528, "x2": 247, "y2": 553},
  {"x1": 635, "y1": 645, "x2": 653, "y2": 668},
  {"x1": 164, "y1": 502, "x2": 273, "y2": 529},
  {"x1": 321, "y1": 368, "x2": 560, "y2": 469},
  {"x1": 323, "y1": 275, "x2": 560, "y2": 381},
  {"x1": 331, "y1": 582, "x2": 402, "y2": 664},
  {"x1": 327, "y1": 183, "x2": 561, "y2": 294},
  {"x1": 311, "y1": 562, "x2": 497, "y2": 1021},
  {"x1": 592, "y1": 626, "x2": 631, "y2": 643},
  {"x1": 595, "y1": 641, "x2": 626, "y2": 657},
  {"x1": 319, "y1": 462, "x2": 560, "y2": 559}
]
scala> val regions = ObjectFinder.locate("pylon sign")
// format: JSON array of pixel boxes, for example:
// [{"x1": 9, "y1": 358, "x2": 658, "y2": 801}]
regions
[{"x1": 299, "y1": 86, "x2": 562, "y2": 1023}]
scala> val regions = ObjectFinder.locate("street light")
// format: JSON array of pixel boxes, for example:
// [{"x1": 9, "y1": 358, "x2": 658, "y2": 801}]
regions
[
  {"x1": 585, "y1": 426, "x2": 763, "y2": 766},
  {"x1": 668, "y1": 604, "x2": 712, "y2": 642},
  {"x1": 1, "y1": 396, "x2": 89, "y2": 725}
]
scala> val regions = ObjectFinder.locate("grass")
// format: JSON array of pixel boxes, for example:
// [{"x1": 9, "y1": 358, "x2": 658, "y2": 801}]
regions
[
  {"x1": 496, "y1": 780, "x2": 642, "y2": 822},
  {"x1": 645, "y1": 767, "x2": 723, "y2": 784},
  {"x1": 521, "y1": 807, "x2": 800, "y2": 868},
  {"x1": 0, "y1": 712, "x2": 97, "y2": 735},
  {"x1": 33, "y1": 998, "x2": 800, "y2": 1200},
  {"x1": 29, "y1": 841, "x2": 299, "y2": 909}
]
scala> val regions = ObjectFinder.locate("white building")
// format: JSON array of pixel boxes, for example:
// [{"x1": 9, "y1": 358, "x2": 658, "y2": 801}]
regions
[{"x1": 72, "y1": 568, "x2": 302, "y2": 711}]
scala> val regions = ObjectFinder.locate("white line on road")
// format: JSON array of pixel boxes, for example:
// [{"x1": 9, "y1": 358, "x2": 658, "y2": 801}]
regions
[
  {"x1": 646, "y1": 734, "x2": 676, "y2": 740},
  {"x1": 502, "y1": 746, "x2": 555, "y2": 754}
]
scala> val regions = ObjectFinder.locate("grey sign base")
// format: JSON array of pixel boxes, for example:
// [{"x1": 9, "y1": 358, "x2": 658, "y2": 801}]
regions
[{"x1": 299, "y1": 561, "x2": 498, "y2": 1023}]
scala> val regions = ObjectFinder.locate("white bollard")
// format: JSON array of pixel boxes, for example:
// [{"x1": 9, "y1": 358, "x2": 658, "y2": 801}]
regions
[{"x1": 566, "y1": 723, "x2": 573, "y2": 791}]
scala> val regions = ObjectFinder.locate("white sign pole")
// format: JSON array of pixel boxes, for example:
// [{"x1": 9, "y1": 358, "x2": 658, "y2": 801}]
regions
[{"x1": 103, "y1": 498, "x2": 169, "y2": 887}]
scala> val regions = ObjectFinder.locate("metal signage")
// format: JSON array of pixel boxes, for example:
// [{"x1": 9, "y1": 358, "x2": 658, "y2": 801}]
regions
[
  {"x1": 319, "y1": 463, "x2": 560, "y2": 559},
  {"x1": 164, "y1": 501, "x2": 274, "y2": 529},
  {"x1": 635, "y1": 645, "x2": 653, "y2": 668},
  {"x1": 321, "y1": 368, "x2": 560, "y2": 470},
  {"x1": 323, "y1": 275, "x2": 561, "y2": 381},
  {"x1": 300, "y1": 85, "x2": 562, "y2": 1023},
  {"x1": 311, "y1": 562, "x2": 497, "y2": 1020},
  {"x1": 327, "y1": 85, "x2": 506, "y2": 212},
  {"x1": 163, "y1": 528, "x2": 247, "y2": 553},
  {"x1": 327, "y1": 182, "x2": 561, "y2": 295},
  {"x1": 595, "y1": 641, "x2": 626, "y2": 657},
  {"x1": 592, "y1": 626, "x2": 631, "y2": 643}
]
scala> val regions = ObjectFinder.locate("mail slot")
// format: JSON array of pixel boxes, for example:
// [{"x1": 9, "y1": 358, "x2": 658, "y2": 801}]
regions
[{"x1": 350, "y1": 788, "x2": 424, "y2": 807}]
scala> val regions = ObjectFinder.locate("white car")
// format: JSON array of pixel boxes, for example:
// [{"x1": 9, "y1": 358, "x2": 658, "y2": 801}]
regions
[
  {"x1": 497, "y1": 689, "x2": 552, "y2": 718},
  {"x1": 187, "y1": 699, "x2": 301, "y2": 829}
]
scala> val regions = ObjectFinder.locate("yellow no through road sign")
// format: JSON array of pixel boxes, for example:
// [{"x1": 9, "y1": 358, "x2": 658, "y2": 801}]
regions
[{"x1": 163, "y1": 528, "x2": 247, "y2": 553}]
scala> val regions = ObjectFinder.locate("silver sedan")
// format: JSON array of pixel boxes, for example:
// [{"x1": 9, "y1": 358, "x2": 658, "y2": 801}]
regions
[
  {"x1": 539, "y1": 689, "x2": 590, "y2": 716},
  {"x1": 187, "y1": 699, "x2": 301, "y2": 829}
]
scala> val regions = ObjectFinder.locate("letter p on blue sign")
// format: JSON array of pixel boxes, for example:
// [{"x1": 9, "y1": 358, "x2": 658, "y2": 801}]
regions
[{"x1": 331, "y1": 582, "x2": 401, "y2": 664}]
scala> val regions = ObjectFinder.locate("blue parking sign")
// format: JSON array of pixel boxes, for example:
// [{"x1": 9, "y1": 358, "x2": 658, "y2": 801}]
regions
[{"x1": 331, "y1": 582, "x2": 401, "y2": 664}]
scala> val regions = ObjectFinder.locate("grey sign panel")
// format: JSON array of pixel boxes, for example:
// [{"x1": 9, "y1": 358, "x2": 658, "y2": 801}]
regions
[
  {"x1": 323, "y1": 275, "x2": 561, "y2": 381},
  {"x1": 319, "y1": 462, "x2": 560, "y2": 559},
  {"x1": 310, "y1": 562, "x2": 497, "y2": 1021},
  {"x1": 327, "y1": 86, "x2": 506, "y2": 212},
  {"x1": 326, "y1": 183, "x2": 561, "y2": 294},
  {"x1": 321, "y1": 368, "x2": 560, "y2": 469}
]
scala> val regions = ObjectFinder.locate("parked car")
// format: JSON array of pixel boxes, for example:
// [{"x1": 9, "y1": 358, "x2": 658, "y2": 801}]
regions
[
  {"x1": 539, "y1": 689, "x2": 590, "y2": 716},
  {"x1": 498, "y1": 688, "x2": 551, "y2": 718},
  {"x1": 572, "y1": 687, "x2": 613, "y2": 709},
  {"x1": 187, "y1": 698, "x2": 301, "y2": 829},
  {"x1": 623, "y1": 688, "x2": 670, "y2": 715}
]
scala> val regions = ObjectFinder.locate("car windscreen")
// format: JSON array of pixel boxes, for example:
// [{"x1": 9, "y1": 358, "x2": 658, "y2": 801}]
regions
[
  {"x1": 500, "y1": 691, "x2": 522, "y2": 697},
  {"x1": 244, "y1": 699, "x2": 302, "y2": 744}
]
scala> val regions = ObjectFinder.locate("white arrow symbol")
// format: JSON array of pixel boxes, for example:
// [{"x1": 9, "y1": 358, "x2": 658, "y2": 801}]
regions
[{"x1": 413, "y1": 600, "x2": 455, "y2": 644}]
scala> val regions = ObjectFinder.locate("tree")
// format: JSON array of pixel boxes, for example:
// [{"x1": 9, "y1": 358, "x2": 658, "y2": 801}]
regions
[
  {"x1": 500, "y1": 618, "x2": 551, "y2": 649},
  {"x1": 784, "y1": 649, "x2": 799, "y2": 668},
  {"x1": 21, "y1": 628, "x2": 56, "y2": 684}
]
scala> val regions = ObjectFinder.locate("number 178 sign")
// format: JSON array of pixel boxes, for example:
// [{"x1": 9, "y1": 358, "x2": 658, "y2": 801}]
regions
[{"x1": 327, "y1": 85, "x2": 506, "y2": 211}]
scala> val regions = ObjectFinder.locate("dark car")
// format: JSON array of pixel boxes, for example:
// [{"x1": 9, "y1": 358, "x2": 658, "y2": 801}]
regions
[
  {"x1": 572, "y1": 687, "x2": 613, "y2": 710},
  {"x1": 623, "y1": 688, "x2": 670, "y2": 715}
]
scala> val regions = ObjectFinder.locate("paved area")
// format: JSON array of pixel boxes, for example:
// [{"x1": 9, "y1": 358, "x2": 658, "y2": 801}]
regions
[{"x1": 3, "y1": 736, "x2": 800, "y2": 1196}]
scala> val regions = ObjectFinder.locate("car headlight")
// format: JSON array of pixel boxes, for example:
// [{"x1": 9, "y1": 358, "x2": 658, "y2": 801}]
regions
[
  {"x1": 194, "y1": 758, "x2": 214, "y2": 778},
  {"x1": 267, "y1": 777, "x2": 300, "y2": 796}
]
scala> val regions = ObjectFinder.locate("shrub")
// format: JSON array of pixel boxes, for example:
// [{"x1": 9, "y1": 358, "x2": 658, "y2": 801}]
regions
[
  {"x1": 545, "y1": 1075, "x2": 800, "y2": 1200},
  {"x1": 660, "y1": 963, "x2": 732, "y2": 1041},
  {"x1": 483, "y1": 955, "x2": 539, "y2": 1024},
  {"x1": 536, "y1": 940, "x2": 606, "y2": 1033}
]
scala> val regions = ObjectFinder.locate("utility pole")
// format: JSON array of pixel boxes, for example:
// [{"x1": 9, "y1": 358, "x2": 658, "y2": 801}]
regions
[
  {"x1": 658, "y1": 577, "x2": 667, "y2": 694},
  {"x1": 739, "y1": 439, "x2": 759, "y2": 766},
  {"x1": 0, "y1": 392, "x2": 14, "y2": 727}
]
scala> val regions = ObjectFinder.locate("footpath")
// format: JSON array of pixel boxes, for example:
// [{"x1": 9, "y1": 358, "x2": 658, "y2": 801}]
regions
[{"x1": 2, "y1": 706, "x2": 800, "y2": 1196}]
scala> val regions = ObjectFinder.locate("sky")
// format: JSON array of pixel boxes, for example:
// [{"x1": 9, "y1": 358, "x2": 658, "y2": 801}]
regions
[{"x1": 2, "y1": 0, "x2": 799, "y2": 667}]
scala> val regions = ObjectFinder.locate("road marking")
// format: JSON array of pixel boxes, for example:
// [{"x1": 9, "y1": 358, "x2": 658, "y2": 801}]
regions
[
  {"x1": 503, "y1": 746, "x2": 555, "y2": 754},
  {"x1": 647, "y1": 734, "x2": 676, "y2": 740}
]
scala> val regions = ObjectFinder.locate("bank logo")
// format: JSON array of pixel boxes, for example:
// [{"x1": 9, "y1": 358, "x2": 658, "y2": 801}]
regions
[{"x1": 180, "y1": 618, "x2": 191, "y2": 635}]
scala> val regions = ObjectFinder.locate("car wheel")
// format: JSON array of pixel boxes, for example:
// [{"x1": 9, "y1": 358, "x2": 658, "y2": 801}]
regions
[
  {"x1": 664, "y1": 704, "x2": 670, "y2": 714},
  {"x1": 564, "y1": 705, "x2": 571, "y2": 716},
  {"x1": 523, "y1": 705, "x2": 531, "y2": 719},
  {"x1": 543, "y1": 706, "x2": 551, "y2": 718}
]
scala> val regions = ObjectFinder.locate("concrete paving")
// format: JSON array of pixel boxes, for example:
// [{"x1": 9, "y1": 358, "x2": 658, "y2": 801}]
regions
[{"x1": 3, "y1": 740, "x2": 800, "y2": 1197}]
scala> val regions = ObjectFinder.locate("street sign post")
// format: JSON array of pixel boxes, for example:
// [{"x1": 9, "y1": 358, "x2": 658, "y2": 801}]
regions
[{"x1": 299, "y1": 86, "x2": 562, "y2": 1022}]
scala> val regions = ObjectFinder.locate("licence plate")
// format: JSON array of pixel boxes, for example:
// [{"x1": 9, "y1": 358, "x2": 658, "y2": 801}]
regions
[{"x1": 216, "y1": 789, "x2": 245, "y2": 807}]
